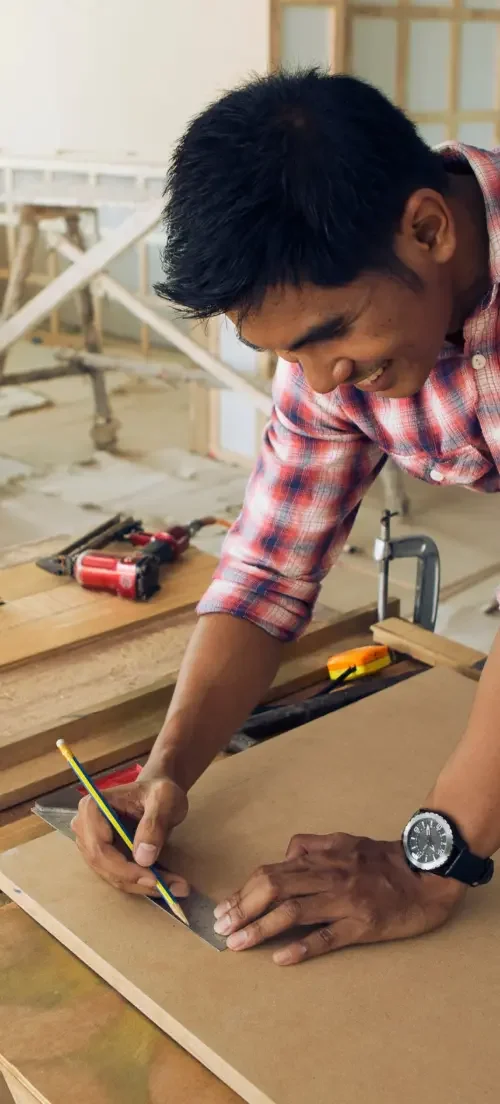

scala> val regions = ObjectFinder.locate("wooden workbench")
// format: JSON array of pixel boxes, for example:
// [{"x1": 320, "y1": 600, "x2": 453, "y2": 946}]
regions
[
  {"x1": 1, "y1": 544, "x2": 486, "y2": 1104},
  {"x1": 0, "y1": 545, "x2": 406, "y2": 1102},
  {"x1": 0, "y1": 622, "x2": 487, "y2": 1104}
]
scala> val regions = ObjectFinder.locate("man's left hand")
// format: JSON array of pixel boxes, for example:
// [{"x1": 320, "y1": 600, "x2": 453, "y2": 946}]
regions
[{"x1": 213, "y1": 833, "x2": 465, "y2": 965}]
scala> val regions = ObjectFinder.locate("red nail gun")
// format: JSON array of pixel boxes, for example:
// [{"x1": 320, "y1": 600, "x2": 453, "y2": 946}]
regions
[{"x1": 36, "y1": 513, "x2": 229, "y2": 601}]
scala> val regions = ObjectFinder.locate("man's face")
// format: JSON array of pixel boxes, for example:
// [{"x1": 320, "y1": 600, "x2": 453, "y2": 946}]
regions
[{"x1": 231, "y1": 190, "x2": 456, "y2": 399}]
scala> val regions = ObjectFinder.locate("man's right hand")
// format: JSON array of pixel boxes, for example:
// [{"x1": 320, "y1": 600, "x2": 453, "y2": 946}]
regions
[{"x1": 72, "y1": 775, "x2": 189, "y2": 898}]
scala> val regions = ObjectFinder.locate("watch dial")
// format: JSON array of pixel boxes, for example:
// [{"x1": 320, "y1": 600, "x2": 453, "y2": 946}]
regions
[{"x1": 405, "y1": 814, "x2": 453, "y2": 871}]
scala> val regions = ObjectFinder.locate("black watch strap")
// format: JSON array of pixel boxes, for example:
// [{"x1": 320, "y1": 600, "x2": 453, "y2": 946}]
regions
[{"x1": 444, "y1": 847, "x2": 494, "y2": 887}]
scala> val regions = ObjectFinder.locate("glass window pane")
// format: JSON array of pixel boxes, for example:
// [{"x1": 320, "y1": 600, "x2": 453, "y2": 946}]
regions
[
  {"x1": 408, "y1": 22, "x2": 450, "y2": 112},
  {"x1": 281, "y1": 6, "x2": 333, "y2": 69},
  {"x1": 417, "y1": 122, "x2": 448, "y2": 146},
  {"x1": 458, "y1": 121, "x2": 497, "y2": 147},
  {"x1": 464, "y1": 0, "x2": 499, "y2": 9},
  {"x1": 350, "y1": 0, "x2": 397, "y2": 6},
  {"x1": 351, "y1": 18, "x2": 397, "y2": 101},
  {"x1": 459, "y1": 24, "x2": 497, "y2": 110}
]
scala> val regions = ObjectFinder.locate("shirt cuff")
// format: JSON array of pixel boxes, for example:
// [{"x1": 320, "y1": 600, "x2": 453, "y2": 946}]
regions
[{"x1": 197, "y1": 575, "x2": 317, "y2": 643}]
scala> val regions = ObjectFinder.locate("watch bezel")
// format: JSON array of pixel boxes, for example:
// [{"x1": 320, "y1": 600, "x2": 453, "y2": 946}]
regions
[{"x1": 403, "y1": 811, "x2": 454, "y2": 872}]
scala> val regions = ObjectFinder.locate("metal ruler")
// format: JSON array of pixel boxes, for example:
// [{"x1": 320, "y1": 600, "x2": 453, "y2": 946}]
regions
[{"x1": 33, "y1": 781, "x2": 225, "y2": 952}]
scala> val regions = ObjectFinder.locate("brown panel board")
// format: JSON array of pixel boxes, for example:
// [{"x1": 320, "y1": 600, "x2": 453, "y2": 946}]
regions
[
  {"x1": 0, "y1": 548, "x2": 216, "y2": 671},
  {"x1": 0, "y1": 668, "x2": 493, "y2": 1104}
]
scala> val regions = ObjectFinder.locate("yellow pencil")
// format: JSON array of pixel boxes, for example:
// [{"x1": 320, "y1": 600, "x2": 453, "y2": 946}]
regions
[{"x1": 56, "y1": 739, "x2": 189, "y2": 926}]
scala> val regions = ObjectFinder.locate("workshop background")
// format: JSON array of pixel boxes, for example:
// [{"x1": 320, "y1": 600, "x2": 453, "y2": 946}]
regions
[{"x1": 0, "y1": 0, "x2": 499, "y2": 649}]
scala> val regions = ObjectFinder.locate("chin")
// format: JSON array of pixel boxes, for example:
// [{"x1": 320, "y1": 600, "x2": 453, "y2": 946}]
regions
[
  {"x1": 380, "y1": 366, "x2": 434, "y2": 399},
  {"x1": 381, "y1": 381, "x2": 425, "y2": 399}
]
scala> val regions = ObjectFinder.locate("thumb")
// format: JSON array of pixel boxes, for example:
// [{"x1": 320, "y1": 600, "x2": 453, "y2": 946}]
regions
[{"x1": 133, "y1": 780, "x2": 185, "y2": 867}]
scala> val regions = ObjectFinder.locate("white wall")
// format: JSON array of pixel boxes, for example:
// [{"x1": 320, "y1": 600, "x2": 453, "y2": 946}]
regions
[{"x1": 0, "y1": 0, "x2": 269, "y2": 161}]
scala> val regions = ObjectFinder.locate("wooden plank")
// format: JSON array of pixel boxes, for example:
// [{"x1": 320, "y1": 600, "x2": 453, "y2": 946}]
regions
[
  {"x1": 372, "y1": 618, "x2": 486, "y2": 680},
  {"x1": 0, "y1": 602, "x2": 399, "y2": 810},
  {"x1": 46, "y1": 231, "x2": 273, "y2": 418},
  {"x1": 0, "y1": 669, "x2": 488, "y2": 1104},
  {"x1": 0, "y1": 562, "x2": 70, "y2": 602},
  {"x1": 0, "y1": 548, "x2": 216, "y2": 672},
  {"x1": 0, "y1": 905, "x2": 237, "y2": 1104}
]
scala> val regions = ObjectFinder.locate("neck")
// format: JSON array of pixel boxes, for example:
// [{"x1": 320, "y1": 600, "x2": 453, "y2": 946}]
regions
[{"x1": 446, "y1": 170, "x2": 491, "y2": 333}]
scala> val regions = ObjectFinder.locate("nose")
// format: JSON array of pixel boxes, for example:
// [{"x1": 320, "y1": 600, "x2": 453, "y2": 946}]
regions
[{"x1": 300, "y1": 355, "x2": 354, "y2": 394}]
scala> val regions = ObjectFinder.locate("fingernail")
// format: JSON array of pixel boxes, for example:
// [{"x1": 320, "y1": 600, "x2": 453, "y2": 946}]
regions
[
  {"x1": 214, "y1": 901, "x2": 230, "y2": 919},
  {"x1": 227, "y1": 930, "x2": 249, "y2": 950},
  {"x1": 273, "y1": 949, "x2": 294, "y2": 966},
  {"x1": 214, "y1": 915, "x2": 232, "y2": 935},
  {"x1": 170, "y1": 882, "x2": 189, "y2": 898},
  {"x1": 135, "y1": 844, "x2": 157, "y2": 866},
  {"x1": 138, "y1": 875, "x2": 157, "y2": 889}
]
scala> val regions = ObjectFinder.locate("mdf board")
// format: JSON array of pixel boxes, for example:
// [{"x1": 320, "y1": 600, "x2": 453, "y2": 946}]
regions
[
  {"x1": 0, "y1": 548, "x2": 216, "y2": 671},
  {"x1": 1, "y1": 668, "x2": 497, "y2": 1104}
]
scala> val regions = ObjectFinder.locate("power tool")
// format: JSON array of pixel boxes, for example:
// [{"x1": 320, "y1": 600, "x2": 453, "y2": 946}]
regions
[{"x1": 36, "y1": 513, "x2": 229, "y2": 601}]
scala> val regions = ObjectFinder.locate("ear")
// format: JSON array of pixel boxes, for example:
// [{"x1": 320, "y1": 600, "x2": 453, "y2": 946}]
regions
[{"x1": 401, "y1": 189, "x2": 456, "y2": 266}]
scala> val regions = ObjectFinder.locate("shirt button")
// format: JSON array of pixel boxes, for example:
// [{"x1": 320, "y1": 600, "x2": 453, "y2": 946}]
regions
[
  {"x1": 472, "y1": 353, "x2": 486, "y2": 370},
  {"x1": 430, "y1": 469, "x2": 444, "y2": 483}
]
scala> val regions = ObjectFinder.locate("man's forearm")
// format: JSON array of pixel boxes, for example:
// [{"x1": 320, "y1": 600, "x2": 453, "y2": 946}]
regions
[
  {"x1": 143, "y1": 614, "x2": 283, "y2": 792},
  {"x1": 427, "y1": 629, "x2": 500, "y2": 856}
]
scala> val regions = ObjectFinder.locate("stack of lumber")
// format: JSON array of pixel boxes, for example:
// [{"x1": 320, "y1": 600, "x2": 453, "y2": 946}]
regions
[{"x1": 0, "y1": 546, "x2": 400, "y2": 815}]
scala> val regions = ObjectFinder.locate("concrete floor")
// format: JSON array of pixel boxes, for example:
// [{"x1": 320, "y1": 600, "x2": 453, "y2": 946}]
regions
[{"x1": 1, "y1": 338, "x2": 499, "y2": 654}]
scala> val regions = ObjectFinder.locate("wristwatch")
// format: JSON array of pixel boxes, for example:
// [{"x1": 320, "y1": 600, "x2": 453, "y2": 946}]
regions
[{"x1": 402, "y1": 809, "x2": 494, "y2": 887}]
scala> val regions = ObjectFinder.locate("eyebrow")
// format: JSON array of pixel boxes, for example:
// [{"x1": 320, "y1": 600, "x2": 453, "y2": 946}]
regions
[{"x1": 237, "y1": 312, "x2": 356, "y2": 354}]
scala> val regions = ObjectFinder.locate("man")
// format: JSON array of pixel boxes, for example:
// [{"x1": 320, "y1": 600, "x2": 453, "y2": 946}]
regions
[{"x1": 75, "y1": 70, "x2": 500, "y2": 965}]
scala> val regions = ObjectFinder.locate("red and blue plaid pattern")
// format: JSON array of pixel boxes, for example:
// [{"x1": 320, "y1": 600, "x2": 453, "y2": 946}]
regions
[{"x1": 199, "y1": 144, "x2": 500, "y2": 640}]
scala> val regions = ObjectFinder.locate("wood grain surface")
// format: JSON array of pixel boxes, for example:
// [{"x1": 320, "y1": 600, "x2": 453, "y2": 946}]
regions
[
  {"x1": 0, "y1": 905, "x2": 238, "y2": 1104},
  {"x1": 0, "y1": 548, "x2": 216, "y2": 671},
  {"x1": 0, "y1": 668, "x2": 490, "y2": 1104},
  {"x1": 0, "y1": 600, "x2": 399, "y2": 811}
]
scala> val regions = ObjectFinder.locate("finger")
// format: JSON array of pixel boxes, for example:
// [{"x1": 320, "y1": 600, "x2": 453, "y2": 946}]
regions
[
  {"x1": 72, "y1": 795, "x2": 113, "y2": 846},
  {"x1": 133, "y1": 781, "x2": 182, "y2": 866},
  {"x1": 273, "y1": 918, "x2": 361, "y2": 966},
  {"x1": 214, "y1": 871, "x2": 344, "y2": 937},
  {"x1": 286, "y1": 833, "x2": 347, "y2": 860},
  {"x1": 154, "y1": 862, "x2": 190, "y2": 898},
  {"x1": 331, "y1": 359, "x2": 354, "y2": 387},
  {"x1": 214, "y1": 858, "x2": 313, "y2": 919},
  {"x1": 224, "y1": 893, "x2": 347, "y2": 950}
]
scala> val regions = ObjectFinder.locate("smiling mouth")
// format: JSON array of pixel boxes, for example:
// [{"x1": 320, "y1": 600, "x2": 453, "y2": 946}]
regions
[{"x1": 354, "y1": 361, "x2": 392, "y2": 391}]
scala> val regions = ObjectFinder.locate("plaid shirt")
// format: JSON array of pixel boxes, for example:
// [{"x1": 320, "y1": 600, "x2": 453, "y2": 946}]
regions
[{"x1": 199, "y1": 143, "x2": 500, "y2": 641}]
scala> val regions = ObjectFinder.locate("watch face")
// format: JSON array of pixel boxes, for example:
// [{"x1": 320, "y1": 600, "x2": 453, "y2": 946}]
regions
[{"x1": 403, "y1": 812, "x2": 454, "y2": 872}]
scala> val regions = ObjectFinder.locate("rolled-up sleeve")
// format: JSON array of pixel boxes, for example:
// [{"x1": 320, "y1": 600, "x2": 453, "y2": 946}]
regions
[{"x1": 197, "y1": 360, "x2": 384, "y2": 641}]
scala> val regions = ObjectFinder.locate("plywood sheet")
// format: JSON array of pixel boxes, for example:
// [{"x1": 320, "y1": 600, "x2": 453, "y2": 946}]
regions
[
  {"x1": 1, "y1": 669, "x2": 496, "y2": 1104},
  {"x1": 0, "y1": 548, "x2": 216, "y2": 671}
]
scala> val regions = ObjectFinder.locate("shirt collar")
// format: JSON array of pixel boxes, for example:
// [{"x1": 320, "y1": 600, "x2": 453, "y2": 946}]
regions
[{"x1": 437, "y1": 142, "x2": 500, "y2": 290}]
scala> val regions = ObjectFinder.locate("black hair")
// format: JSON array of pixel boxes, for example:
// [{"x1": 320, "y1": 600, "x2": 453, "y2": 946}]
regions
[{"x1": 155, "y1": 69, "x2": 448, "y2": 320}]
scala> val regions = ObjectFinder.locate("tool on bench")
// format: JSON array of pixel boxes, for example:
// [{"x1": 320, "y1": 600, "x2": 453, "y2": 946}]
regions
[
  {"x1": 36, "y1": 513, "x2": 230, "y2": 601},
  {"x1": 374, "y1": 509, "x2": 440, "y2": 632},
  {"x1": 227, "y1": 664, "x2": 424, "y2": 752},
  {"x1": 327, "y1": 643, "x2": 391, "y2": 682},
  {"x1": 36, "y1": 756, "x2": 226, "y2": 949}
]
